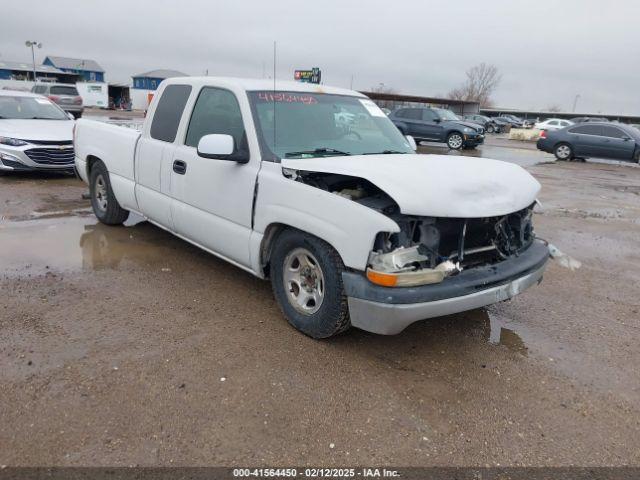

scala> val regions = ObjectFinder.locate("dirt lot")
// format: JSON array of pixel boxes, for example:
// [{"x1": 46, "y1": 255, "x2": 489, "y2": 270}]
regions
[{"x1": 1, "y1": 145, "x2": 640, "y2": 467}]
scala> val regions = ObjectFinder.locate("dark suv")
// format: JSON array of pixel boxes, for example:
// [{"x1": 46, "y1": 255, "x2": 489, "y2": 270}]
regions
[{"x1": 390, "y1": 107, "x2": 485, "y2": 149}]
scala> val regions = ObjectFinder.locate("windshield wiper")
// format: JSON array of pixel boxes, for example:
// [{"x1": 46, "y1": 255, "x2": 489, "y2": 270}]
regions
[
  {"x1": 284, "y1": 148, "x2": 351, "y2": 158},
  {"x1": 362, "y1": 150, "x2": 407, "y2": 155}
]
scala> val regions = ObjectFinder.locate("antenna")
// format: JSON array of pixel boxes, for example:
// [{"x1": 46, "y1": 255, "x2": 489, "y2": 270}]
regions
[{"x1": 273, "y1": 41, "x2": 277, "y2": 152}]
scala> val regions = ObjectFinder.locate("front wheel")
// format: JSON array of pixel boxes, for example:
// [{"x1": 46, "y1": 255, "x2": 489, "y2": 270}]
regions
[
  {"x1": 270, "y1": 230, "x2": 350, "y2": 339},
  {"x1": 486, "y1": 124, "x2": 495, "y2": 134},
  {"x1": 554, "y1": 143, "x2": 573, "y2": 161},
  {"x1": 634, "y1": 149, "x2": 640, "y2": 164},
  {"x1": 89, "y1": 160, "x2": 129, "y2": 225},
  {"x1": 447, "y1": 132, "x2": 464, "y2": 150}
]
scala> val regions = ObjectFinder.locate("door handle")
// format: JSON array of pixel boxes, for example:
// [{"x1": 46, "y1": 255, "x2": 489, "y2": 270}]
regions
[{"x1": 173, "y1": 159, "x2": 187, "y2": 175}]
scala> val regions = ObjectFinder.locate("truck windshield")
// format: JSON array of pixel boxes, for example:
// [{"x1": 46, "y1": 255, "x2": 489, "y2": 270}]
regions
[
  {"x1": 0, "y1": 95, "x2": 69, "y2": 120},
  {"x1": 248, "y1": 91, "x2": 413, "y2": 160}
]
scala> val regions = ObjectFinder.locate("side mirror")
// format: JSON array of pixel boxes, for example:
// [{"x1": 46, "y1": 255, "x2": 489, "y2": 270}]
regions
[
  {"x1": 197, "y1": 134, "x2": 249, "y2": 163},
  {"x1": 433, "y1": 118, "x2": 441, "y2": 123},
  {"x1": 406, "y1": 135, "x2": 417, "y2": 151},
  {"x1": 67, "y1": 112, "x2": 75, "y2": 120}
]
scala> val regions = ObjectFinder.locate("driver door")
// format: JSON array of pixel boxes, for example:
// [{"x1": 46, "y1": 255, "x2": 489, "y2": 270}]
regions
[{"x1": 170, "y1": 86, "x2": 258, "y2": 267}]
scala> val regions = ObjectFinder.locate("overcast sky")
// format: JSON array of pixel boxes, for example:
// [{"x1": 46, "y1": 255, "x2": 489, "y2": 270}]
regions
[{"x1": 2, "y1": 0, "x2": 639, "y2": 114}]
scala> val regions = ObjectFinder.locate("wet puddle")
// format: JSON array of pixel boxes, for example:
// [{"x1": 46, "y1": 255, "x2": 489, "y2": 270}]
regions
[
  {"x1": 463, "y1": 309, "x2": 529, "y2": 355},
  {"x1": 417, "y1": 143, "x2": 551, "y2": 167},
  {"x1": 487, "y1": 313, "x2": 528, "y2": 354},
  {"x1": 0, "y1": 214, "x2": 180, "y2": 276}
]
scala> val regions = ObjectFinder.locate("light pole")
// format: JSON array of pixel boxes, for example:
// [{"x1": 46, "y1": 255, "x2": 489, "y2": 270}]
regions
[
  {"x1": 572, "y1": 94, "x2": 581, "y2": 113},
  {"x1": 25, "y1": 40, "x2": 42, "y2": 82}
]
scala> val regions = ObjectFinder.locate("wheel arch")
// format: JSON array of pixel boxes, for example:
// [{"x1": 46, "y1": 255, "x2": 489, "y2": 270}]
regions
[
  {"x1": 258, "y1": 223, "x2": 346, "y2": 279},
  {"x1": 85, "y1": 154, "x2": 103, "y2": 178}
]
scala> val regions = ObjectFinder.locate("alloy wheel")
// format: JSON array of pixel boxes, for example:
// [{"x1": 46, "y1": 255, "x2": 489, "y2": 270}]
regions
[{"x1": 448, "y1": 134, "x2": 463, "y2": 149}]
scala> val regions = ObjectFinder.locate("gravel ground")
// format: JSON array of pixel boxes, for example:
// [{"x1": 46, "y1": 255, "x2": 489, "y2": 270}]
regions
[{"x1": 1, "y1": 145, "x2": 639, "y2": 467}]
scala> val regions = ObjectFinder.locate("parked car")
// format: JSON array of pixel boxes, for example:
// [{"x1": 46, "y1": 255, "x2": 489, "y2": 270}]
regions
[
  {"x1": 463, "y1": 114, "x2": 505, "y2": 134},
  {"x1": 534, "y1": 118, "x2": 574, "y2": 131},
  {"x1": 537, "y1": 122, "x2": 640, "y2": 162},
  {"x1": 494, "y1": 115, "x2": 524, "y2": 129},
  {"x1": 390, "y1": 107, "x2": 485, "y2": 149},
  {"x1": 74, "y1": 77, "x2": 548, "y2": 338},
  {"x1": 0, "y1": 90, "x2": 75, "y2": 173},
  {"x1": 31, "y1": 83, "x2": 84, "y2": 118},
  {"x1": 569, "y1": 116, "x2": 609, "y2": 124}
]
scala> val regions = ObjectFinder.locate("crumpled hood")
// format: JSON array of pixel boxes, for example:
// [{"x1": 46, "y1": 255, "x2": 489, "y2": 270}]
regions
[
  {"x1": 0, "y1": 119, "x2": 74, "y2": 141},
  {"x1": 281, "y1": 154, "x2": 541, "y2": 218}
]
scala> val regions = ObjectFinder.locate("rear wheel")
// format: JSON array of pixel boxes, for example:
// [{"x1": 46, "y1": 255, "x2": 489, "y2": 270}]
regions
[
  {"x1": 89, "y1": 160, "x2": 129, "y2": 225},
  {"x1": 554, "y1": 143, "x2": 573, "y2": 161},
  {"x1": 270, "y1": 230, "x2": 350, "y2": 339},
  {"x1": 447, "y1": 132, "x2": 464, "y2": 150}
]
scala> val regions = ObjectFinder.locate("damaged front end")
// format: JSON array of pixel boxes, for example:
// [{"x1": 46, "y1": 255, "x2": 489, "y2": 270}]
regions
[
  {"x1": 367, "y1": 205, "x2": 536, "y2": 287},
  {"x1": 284, "y1": 168, "x2": 537, "y2": 288}
]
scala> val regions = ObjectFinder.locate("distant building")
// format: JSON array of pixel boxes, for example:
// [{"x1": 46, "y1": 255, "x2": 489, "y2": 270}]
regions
[
  {"x1": 0, "y1": 60, "x2": 78, "y2": 83},
  {"x1": 43, "y1": 56, "x2": 105, "y2": 82},
  {"x1": 132, "y1": 69, "x2": 187, "y2": 91}
]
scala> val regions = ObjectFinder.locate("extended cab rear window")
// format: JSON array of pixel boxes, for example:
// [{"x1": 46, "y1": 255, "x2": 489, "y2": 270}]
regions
[
  {"x1": 150, "y1": 84, "x2": 192, "y2": 143},
  {"x1": 50, "y1": 86, "x2": 79, "y2": 96}
]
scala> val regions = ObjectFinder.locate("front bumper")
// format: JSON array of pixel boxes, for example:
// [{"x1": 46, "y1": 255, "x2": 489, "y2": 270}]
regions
[
  {"x1": 464, "y1": 134, "x2": 484, "y2": 146},
  {"x1": 0, "y1": 144, "x2": 75, "y2": 172},
  {"x1": 343, "y1": 240, "x2": 549, "y2": 335}
]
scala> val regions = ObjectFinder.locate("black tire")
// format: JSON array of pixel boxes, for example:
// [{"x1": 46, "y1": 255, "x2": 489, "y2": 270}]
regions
[
  {"x1": 270, "y1": 229, "x2": 350, "y2": 339},
  {"x1": 89, "y1": 160, "x2": 129, "y2": 225},
  {"x1": 634, "y1": 149, "x2": 640, "y2": 164},
  {"x1": 446, "y1": 132, "x2": 464, "y2": 150},
  {"x1": 486, "y1": 124, "x2": 495, "y2": 134},
  {"x1": 554, "y1": 142, "x2": 573, "y2": 161}
]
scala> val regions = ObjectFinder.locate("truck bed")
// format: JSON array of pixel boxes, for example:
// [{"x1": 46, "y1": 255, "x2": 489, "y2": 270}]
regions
[{"x1": 75, "y1": 118, "x2": 141, "y2": 183}]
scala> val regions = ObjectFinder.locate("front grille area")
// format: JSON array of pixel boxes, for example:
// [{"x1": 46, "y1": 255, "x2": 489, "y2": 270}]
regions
[
  {"x1": 23, "y1": 139, "x2": 73, "y2": 146},
  {"x1": 25, "y1": 146, "x2": 75, "y2": 165}
]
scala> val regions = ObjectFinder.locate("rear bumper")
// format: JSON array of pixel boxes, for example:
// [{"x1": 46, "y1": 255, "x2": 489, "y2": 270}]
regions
[
  {"x1": 536, "y1": 138, "x2": 553, "y2": 152},
  {"x1": 57, "y1": 104, "x2": 84, "y2": 113},
  {"x1": 342, "y1": 240, "x2": 549, "y2": 335}
]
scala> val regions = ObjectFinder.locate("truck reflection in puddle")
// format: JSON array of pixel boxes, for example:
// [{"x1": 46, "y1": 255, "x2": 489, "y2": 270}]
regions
[
  {"x1": 78, "y1": 214, "x2": 168, "y2": 270},
  {"x1": 483, "y1": 311, "x2": 528, "y2": 355},
  {"x1": 0, "y1": 214, "x2": 171, "y2": 275}
]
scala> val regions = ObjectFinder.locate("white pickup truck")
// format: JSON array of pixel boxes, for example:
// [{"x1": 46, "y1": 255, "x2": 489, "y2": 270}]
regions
[{"x1": 74, "y1": 77, "x2": 549, "y2": 338}]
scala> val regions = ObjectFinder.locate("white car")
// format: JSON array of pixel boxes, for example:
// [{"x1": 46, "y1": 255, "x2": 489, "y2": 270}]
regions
[
  {"x1": 534, "y1": 118, "x2": 574, "y2": 131},
  {"x1": 0, "y1": 90, "x2": 75, "y2": 173},
  {"x1": 74, "y1": 77, "x2": 549, "y2": 338}
]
